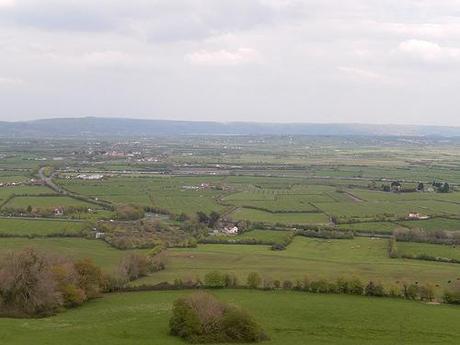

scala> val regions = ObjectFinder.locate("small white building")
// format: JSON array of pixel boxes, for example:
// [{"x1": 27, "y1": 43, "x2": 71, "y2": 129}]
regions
[
  {"x1": 408, "y1": 212, "x2": 429, "y2": 220},
  {"x1": 223, "y1": 226, "x2": 239, "y2": 235}
]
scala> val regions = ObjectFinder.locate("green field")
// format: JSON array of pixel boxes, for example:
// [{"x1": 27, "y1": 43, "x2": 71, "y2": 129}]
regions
[
  {"x1": 397, "y1": 242, "x2": 460, "y2": 261},
  {"x1": 0, "y1": 186, "x2": 54, "y2": 203},
  {"x1": 4, "y1": 196, "x2": 96, "y2": 209},
  {"x1": 0, "y1": 238, "x2": 147, "y2": 271},
  {"x1": 133, "y1": 237, "x2": 460, "y2": 288},
  {"x1": 337, "y1": 221, "x2": 404, "y2": 233},
  {"x1": 213, "y1": 229, "x2": 294, "y2": 243},
  {"x1": 0, "y1": 217, "x2": 86, "y2": 236},
  {"x1": 398, "y1": 218, "x2": 460, "y2": 232},
  {"x1": 230, "y1": 208, "x2": 330, "y2": 225},
  {"x1": 0, "y1": 290, "x2": 459, "y2": 345}
]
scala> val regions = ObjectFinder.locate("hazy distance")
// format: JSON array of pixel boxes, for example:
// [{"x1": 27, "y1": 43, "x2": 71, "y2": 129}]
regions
[{"x1": 1, "y1": 0, "x2": 460, "y2": 126}]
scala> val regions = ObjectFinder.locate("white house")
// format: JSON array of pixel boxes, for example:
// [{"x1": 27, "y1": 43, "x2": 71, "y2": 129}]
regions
[{"x1": 223, "y1": 226, "x2": 239, "y2": 235}]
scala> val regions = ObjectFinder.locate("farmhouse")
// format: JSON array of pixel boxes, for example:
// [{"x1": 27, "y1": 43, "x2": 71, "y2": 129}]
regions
[
  {"x1": 407, "y1": 212, "x2": 429, "y2": 220},
  {"x1": 222, "y1": 226, "x2": 239, "y2": 235}
]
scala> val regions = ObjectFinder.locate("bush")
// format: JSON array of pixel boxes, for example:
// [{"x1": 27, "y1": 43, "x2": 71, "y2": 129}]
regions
[
  {"x1": 204, "y1": 271, "x2": 226, "y2": 288},
  {"x1": 365, "y1": 281, "x2": 386, "y2": 297},
  {"x1": 170, "y1": 292, "x2": 267, "y2": 343},
  {"x1": 247, "y1": 272, "x2": 262, "y2": 289}
]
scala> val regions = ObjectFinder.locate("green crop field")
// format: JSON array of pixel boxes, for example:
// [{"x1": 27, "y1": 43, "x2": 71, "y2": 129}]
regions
[
  {"x1": 4, "y1": 196, "x2": 97, "y2": 209},
  {"x1": 0, "y1": 290, "x2": 459, "y2": 345},
  {"x1": 0, "y1": 217, "x2": 86, "y2": 236},
  {"x1": 133, "y1": 237, "x2": 460, "y2": 288},
  {"x1": 0, "y1": 238, "x2": 147, "y2": 271}
]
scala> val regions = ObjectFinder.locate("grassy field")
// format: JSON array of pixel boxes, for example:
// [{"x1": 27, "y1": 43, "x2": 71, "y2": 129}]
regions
[
  {"x1": 133, "y1": 237, "x2": 460, "y2": 288},
  {"x1": 0, "y1": 290, "x2": 459, "y2": 345},
  {"x1": 4, "y1": 196, "x2": 96, "y2": 209},
  {"x1": 0, "y1": 186, "x2": 54, "y2": 203},
  {"x1": 230, "y1": 208, "x2": 330, "y2": 224},
  {"x1": 398, "y1": 218, "x2": 460, "y2": 232},
  {"x1": 337, "y1": 221, "x2": 404, "y2": 233},
  {"x1": 0, "y1": 238, "x2": 147, "y2": 271},
  {"x1": 0, "y1": 217, "x2": 86, "y2": 236},
  {"x1": 397, "y1": 242, "x2": 460, "y2": 261},
  {"x1": 213, "y1": 229, "x2": 294, "y2": 243}
]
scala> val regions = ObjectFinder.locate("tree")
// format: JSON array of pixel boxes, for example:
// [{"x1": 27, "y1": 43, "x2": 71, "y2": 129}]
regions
[
  {"x1": 247, "y1": 272, "x2": 262, "y2": 289},
  {"x1": 74, "y1": 258, "x2": 104, "y2": 299},
  {"x1": 416, "y1": 182, "x2": 424, "y2": 191},
  {"x1": 0, "y1": 248, "x2": 61, "y2": 316},
  {"x1": 208, "y1": 211, "x2": 221, "y2": 228},
  {"x1": 118, "y1": 253, "x2": 150, "y2": 282}
]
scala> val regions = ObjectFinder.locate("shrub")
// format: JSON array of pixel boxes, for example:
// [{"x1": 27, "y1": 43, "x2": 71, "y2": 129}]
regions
[
  {"x1": 444, "y1": 286, "x2": 460, "y2": 304},
  {"x1": 348, "y1": 278, "x2": 364, "y2": 295},
  {"x1": 169, "y1": 292, "x2": 267, "y2": 343},
  {"x1": 365, "y1": 281, "x2": 386, "y2": 297},
  {"x1": 247, "y1": 272, "x2": 262, "y2": 289},
  {"x1": 282, "y1": 280, "x2": 293, "y2": 290},
  {"x1": 118, "y1": 253, "x2": 151, "y2": 282},
  {"x1": 204, "y1": 271, "x2": 226, "y2": 288}
]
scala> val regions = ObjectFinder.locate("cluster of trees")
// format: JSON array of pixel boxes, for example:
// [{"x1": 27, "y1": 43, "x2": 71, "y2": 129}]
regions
[
  {"x1": 0, "y1": 248, "x2": 105, "y2": 317},
  {"x1": 196, "y1": 211, "x2": 221, "y2": 228},
  {"x1": 115, "y1": 204, "x2": 145, "y2": 220},
  {"x1": 170, "y1": 292, "x2": 268, "y2": 343},
  {"x1": 99, "y1": 219, "x2": 195, "y2": 249},
  {"x1": 0, "y1": 248, "x2": 167, "y2": 317},
  {"x1": 432, "y1": 181, "x2": 450, "y2": 193}
]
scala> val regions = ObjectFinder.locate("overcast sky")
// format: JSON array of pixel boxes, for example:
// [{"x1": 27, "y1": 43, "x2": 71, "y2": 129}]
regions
[{"x1": 1, "y1": 0, "x2": 460, "y2": 125}]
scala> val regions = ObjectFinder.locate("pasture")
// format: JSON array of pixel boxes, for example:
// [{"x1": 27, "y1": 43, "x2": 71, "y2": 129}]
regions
[
  {"x1": 229, "y1": 207, "x2": 330, "y2": 225},
  {"x1": 4, "y1": 195, "x2": 97, "y2": 209},
  {"x1": 396, "y1": 242, "x2": 460, "y2": 261},
  {"x1": 0, "y1": 217, "x2": 86, "y2": 236},
  {"x1": 133, "y1": 237, "x2": 460, "y2": 288},
  {"x1": 0, "y1": 238, "x2": 148, "y2": 271},
  {"x1": 0, "y1": 290, "x2": 459, "y2": 345}
]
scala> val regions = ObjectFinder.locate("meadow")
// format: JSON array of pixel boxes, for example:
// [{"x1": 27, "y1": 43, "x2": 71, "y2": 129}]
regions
[
  {"x1": 133, "y1": 237, "x2": 460, "y2": 288},
  {"x1": 396, "y1": 242, "x2": 460, "y2": 261},
  {"x1": 0, "y1": 217, "x2": 86, "y2": 236},
  {"x1": 4, "y1": 195, "x2": 97, "y2": 209},
  {"x1": 0, "y1": 290, "x2": 459, "y2": 345},
  {"x1": 0, "y1": 238, "x2": 148, "y2": 271}
]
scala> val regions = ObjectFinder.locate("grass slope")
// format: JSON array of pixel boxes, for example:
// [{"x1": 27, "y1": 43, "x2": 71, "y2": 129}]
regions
[{"x1": 0, "y1": 290, "x2": 459, "y2": 345}]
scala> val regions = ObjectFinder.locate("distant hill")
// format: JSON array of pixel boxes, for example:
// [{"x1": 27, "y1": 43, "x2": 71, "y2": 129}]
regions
[{"x1": 1, "y1": 117, "x2": 460, "y2": 138}]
